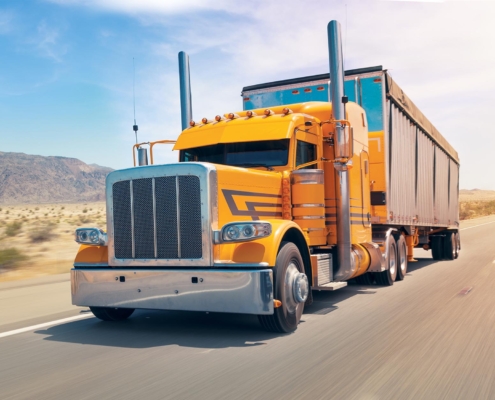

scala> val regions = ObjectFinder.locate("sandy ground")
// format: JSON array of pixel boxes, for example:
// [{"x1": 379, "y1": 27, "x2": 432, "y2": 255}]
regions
[
  {"x1": 0, "y1": 202, "x2": 106, "y2": 282},
  {"x1": 1, "y1": 191, "x2": 494, "y2": 282}
]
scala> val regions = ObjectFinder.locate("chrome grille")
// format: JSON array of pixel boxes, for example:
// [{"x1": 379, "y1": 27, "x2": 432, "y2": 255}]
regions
[{"x1": 113, "y1": 175, "x2": 203, "y2": 260}]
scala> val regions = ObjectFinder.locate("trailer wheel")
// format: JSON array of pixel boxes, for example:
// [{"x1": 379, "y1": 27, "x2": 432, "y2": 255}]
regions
[
  {"x1": 90, "y1": 307, "x2": 135, "y2": 321},
  {"x1": 396, "y1": 235, "x2": 408, "y2": 281},
  {"x1": 258, "y1": 242, "x2": 306, "y2": 333},
  {"x1": 443, "y1": 232, "x2": 456, "y2": 261},
  {"x1": 376, "y1": 235, "x2": 397, "y2": 286},
  {"x1": 455, "y1": 231, "x2": 461, "y2": 259},
  {"x1": 431, "y1": 236, "x2": 444, "y2": 260}
]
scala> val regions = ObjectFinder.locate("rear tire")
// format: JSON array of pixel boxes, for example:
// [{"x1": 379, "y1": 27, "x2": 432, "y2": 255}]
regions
[
  {"x1": 431, "y1": 236, "x2": 444, "y2": 260},
  {"x1": 376, "y1": 235, "x2": 397, "y2": 286},
  {"x1": 90, "y1": 307, "x2": 135, "y2": 321},
  {"x1": 443, "y1": 231, "x2": 456, "y2": 261},
  {"x1": 355, "y1": 273, "x2": 374, "y2": 285},
  {"x1": 396, "y1": 234, "x2": 408, "y2": 281},
  {"x1": 455, "y1": 231, "x2": 461, "y2": 259},
  {"x1": 258, "y1": 242, "x2": 306, "y2": 333}
]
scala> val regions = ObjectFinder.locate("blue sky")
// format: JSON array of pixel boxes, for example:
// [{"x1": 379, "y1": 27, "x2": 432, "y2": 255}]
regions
[{"x1": 1, "y1": 0, "x2": 494, "y2": 189}]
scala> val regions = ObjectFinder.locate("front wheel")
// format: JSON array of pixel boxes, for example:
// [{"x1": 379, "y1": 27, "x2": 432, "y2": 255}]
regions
[
  {"x1": 258, "y1": 242, "x2": 308, "y2": 333},
  {"x1": 90, "y1": 307, "x2": 135, "y2": 321}
]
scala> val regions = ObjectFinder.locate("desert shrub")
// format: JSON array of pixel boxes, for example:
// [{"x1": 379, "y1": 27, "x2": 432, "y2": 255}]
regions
[
  {"x1": 82, "y1": 208, "x2": 88, "y2": 213},
  {"x1": 79, "y1": 215, "x2": 91, "y2": 224},
  {"x1": 5, "y1": 221, "x2": 22, "y2": 237},
  {"x1": 0, "y1": 248, "x2": 28, "y2": 269},
  {"x1": 35, "y1": 207, "x2": 39, "y2": 211},
  {"x1": 61, "y1": 206, "x2": 65, "y2": 210},
  {"x1": 459, "y1": 200, "x2": 495, "y2": 220},
  {"x1": 5, "y1": 210, "x2": 9, "y2": 215},
  {"x1": 28, "y1": 222, "x2": 56, "y2": 243}
]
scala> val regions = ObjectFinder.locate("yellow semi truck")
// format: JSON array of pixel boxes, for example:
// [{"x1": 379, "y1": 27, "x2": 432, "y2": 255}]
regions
[{"x1": 72, "y1": 21, "x2": 460, "y2": 333}]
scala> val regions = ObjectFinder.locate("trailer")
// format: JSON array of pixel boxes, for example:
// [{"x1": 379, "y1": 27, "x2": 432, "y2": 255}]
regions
[{"x1": 71, "y1": 20, "x2": 460, "y2": 332}]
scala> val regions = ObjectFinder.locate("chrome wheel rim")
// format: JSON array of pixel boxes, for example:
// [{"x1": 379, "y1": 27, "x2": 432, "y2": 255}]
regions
[{"x1": 284, "y1": 261, "x2": 300, "y2": 313}]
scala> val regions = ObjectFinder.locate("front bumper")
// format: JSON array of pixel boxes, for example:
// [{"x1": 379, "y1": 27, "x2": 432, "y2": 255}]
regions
[{"x1": 71, "y1": 268, "x2": 274, "y2": 315}]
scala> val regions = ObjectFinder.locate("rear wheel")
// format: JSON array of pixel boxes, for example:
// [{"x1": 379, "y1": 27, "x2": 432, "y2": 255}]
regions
[
  {"x1": 376, "y1": 235, "x2": 397, "y2": 286},
  {"x1": 396, "y1": 234, "x2": 408, "y2": 281},
  {"x1": 355, "y1": 273, "x2": 374, "y2": 285},
  {"x1": 455, "y1": 231, "x2": 461, "y2": 259},
  {"x1": 443, "y1": 231, "x2": 456, "y2": 261},
  {"x1": 431, "y1": 236, "x2": 444, "y2": 260},
  {"x1": 258, "y1": 242, "x2": 307, "y2": 333},
  {"x1": 90, "y1": 307, "x2": 135, "y2": 321}
]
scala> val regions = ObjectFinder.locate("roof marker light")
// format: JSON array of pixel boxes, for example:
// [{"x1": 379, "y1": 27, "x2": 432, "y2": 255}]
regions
[
  {"x1": 228, "y1": 113, "x2": 240, "y2": 120},
  {"x1": 189, "y1": 120, "x2": 196, "y2": 127},
  {"x1": 264, "y1": 109, "x2": 275, "y2": 116},
  {"x1": 282, "y1": 108, "x2": 293, "y2": 115},
  {"x1": 246, "y1": 111, "x2": 257, "y2": 118},
  {"x1": 201, "y1": 117, "x2": 213, "y2": 124},
  {"x1": 215, "y1": 115, "x2": 225, "y2": 122}
]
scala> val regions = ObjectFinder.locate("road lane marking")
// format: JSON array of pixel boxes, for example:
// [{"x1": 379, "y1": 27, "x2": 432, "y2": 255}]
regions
[
  {"x1": 460, "y1": 221, "x2": 495, "y2": 231},
  {"x1": 0, "y1": 314, "x2": 93, "y2": 339}
]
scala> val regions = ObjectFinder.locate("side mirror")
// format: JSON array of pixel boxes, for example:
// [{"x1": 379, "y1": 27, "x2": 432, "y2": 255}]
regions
[{"x1": 334, "y1": 124, "x2": 353, "y2": 160}]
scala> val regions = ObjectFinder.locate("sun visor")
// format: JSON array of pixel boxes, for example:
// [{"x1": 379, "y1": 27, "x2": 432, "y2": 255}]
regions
[{"x1": 173, "y1": 115, "x2": 295, "y2": 151}]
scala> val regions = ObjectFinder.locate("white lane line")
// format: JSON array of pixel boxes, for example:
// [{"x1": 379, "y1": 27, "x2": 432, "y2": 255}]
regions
[
  {"x1": 460, "y1": 221, "x2": 495, "y2": 231},
  {"x1": 0, "y1": 313, "x2": 93, "y2": 339}
]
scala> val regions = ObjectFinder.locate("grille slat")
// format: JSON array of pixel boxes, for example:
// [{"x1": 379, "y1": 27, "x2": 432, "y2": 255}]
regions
[
  {"x1": 156, "y1": 177, "x2": 179, "y2": 259},
  {"x1": 179, "y1": 176, "x2": 203, "y2": 259},
  {"x1": 112, "y1": 175, "x2": 203, "y2": 261}
]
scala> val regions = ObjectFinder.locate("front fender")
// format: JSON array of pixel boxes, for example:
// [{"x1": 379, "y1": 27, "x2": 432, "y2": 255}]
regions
[
  {"x1": 74, "y1": 245, "x2": 108, "y2": 266},
  {"x1": 213, "y1": 220, "x2": 308, "y2": 266}
]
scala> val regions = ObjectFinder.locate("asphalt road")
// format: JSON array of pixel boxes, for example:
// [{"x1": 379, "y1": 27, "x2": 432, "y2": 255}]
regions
[{"x1": 1, "y1": 215, "x2": 495, "y2": 400}]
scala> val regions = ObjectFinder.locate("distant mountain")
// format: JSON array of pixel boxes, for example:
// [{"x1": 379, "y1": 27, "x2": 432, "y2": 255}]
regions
[{"x1": 0, "y1": 152, "x2": 113, "y2": 204}]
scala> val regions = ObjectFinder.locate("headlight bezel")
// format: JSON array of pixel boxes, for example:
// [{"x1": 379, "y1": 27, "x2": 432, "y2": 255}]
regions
[
  {"x1": 75, "y1": 227, "x2": 108, "y2": 246},
  {"x1": 214, "y1": 221, "x2": 272, "y2": 244}
]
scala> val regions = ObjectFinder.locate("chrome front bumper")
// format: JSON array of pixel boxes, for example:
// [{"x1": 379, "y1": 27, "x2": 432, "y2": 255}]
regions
[{"x1": 71, "y1": 268, "x2": 274, "y2": 315}]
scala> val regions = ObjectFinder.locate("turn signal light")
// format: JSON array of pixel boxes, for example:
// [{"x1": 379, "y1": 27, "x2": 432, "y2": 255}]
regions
[{"x1": 273, "y1": 300, "x2": 282, "y2": 308}]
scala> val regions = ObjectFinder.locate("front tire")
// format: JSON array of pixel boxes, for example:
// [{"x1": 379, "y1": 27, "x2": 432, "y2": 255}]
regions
[
  {"x1": 258, "y1": 242, "x2": 306, "y2": 333},
  {"x1": 90, "y1": 307, "x2": 135, "y2": 321}
]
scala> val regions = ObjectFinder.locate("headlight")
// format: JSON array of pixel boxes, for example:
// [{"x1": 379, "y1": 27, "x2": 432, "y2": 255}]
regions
[
  {"x1": 75, "y1": 228, "x2": 108, "y2": 246},
  {"x1": 215, "y1": 222, "x2": 272, "y2": 243}
]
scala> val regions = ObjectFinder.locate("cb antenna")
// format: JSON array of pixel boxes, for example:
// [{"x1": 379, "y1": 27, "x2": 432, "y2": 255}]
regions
[{"x1": 132, "y1": 57, "x2": 138, "y2": 144}]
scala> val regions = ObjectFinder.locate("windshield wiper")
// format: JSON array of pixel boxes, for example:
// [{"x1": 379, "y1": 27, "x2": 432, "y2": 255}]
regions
[{"x1": 233, "y1": 163, "x2": 274, "y2": 171}]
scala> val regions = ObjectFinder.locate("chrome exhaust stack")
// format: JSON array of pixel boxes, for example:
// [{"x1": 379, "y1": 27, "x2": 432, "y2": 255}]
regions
[
  {"x1": 178, "y1": 51, "x2": 193, "y2": 131},
  {"x1": 327, "y1": 20, "x2": 355, "y2": 281}
]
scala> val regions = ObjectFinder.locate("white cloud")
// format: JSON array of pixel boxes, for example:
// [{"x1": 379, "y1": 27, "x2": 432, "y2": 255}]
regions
[
  {"x1": 46, "y1": 0, "x2": 234, "y2": 14},
  {"x1": 0, "y1": 10, "x2": 15, "y2": 34},
  {"x1": 35, "y1": 21, "x2": 66, "y2": 62}
]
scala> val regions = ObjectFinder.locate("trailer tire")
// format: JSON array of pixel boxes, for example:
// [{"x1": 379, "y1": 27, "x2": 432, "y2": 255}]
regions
[
  {"x1": 431, "y1": 236, "x2": 444, "y2": 261},
  {"x1": 258, "y1": 242, "x2": 306, "y2": 333},
  {"x1": 443, "y1": 232, "x2": 456, "y2": 261},
  {"x1": 396, "y1": 234, "x2": 408, "y2": 281},
  {"x1": 376, "y1": 235, "x2": 397, "y2": 286},
  {"x1": 90, "y1": 307, "x2": 135, "y2": 321},
  {"x1": 455, "y1": 231, "x2": 461, "y2": 259}
]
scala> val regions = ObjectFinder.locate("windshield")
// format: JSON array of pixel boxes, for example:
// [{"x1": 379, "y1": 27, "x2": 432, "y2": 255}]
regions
[{"x1": 180, "y1": 140, "x2": 289, "y2": 168}]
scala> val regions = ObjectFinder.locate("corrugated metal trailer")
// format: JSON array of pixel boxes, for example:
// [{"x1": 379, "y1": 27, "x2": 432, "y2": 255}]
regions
[{"x1": 241, "y1": 67, "x2": 460, "y2": 230}]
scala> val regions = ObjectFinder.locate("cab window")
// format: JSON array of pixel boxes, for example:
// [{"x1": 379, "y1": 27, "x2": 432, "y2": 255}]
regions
[{"x1": 296, "y1": 140, "x2": 317, "y2": 169}]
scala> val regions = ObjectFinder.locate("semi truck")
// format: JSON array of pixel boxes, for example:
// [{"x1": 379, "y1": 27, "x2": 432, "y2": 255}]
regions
[{"x1": 71, "y1": 20, "x2": 460, "y2": 333}]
